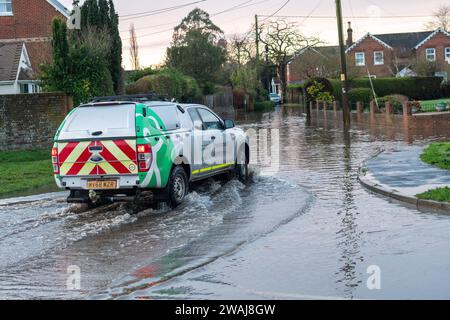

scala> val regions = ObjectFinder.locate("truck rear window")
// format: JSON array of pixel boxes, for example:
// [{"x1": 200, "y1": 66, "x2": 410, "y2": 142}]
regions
[
  {"x1": 58, "y1": 104, "x2": 136, "y2": 140},
  {"x1": 148, "y1": 105, "x2": 181, "y2": 131}
]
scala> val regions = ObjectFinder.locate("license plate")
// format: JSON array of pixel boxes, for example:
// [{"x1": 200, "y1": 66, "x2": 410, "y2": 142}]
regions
[{"x1": 86, "y1": 180, "x2": 117, "y2": 189}]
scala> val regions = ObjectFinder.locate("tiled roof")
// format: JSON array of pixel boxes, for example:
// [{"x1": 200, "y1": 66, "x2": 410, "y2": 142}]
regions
[
  {"x1": 374, "y1": 31, "x2": 434, "y2": 52},
  {"x1": 0, "y1": 42, "x2": 23, "y2": 82}
]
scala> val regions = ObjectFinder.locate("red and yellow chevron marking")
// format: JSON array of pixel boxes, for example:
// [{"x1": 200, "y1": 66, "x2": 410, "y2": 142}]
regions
[{"x1": 58, "y1": 140, "x2": 138, "y2": 176}]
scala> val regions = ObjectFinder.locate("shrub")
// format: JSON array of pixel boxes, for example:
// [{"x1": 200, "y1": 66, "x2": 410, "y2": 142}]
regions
[
  {"x1": 304, "y1": 77, "x2": 334, "y2": 103},
  {"x1": 329, "y1": 79, "x2": 342, "y2": 102},
  {"x1": 348, "y1": 88, "x2": 374, "y2": 106},
  {"x1": 126, "y1": 68, "x2": 199, "y2": 102},
  {"x1": 254, "y1": 101, "x2": 275, "y2": 112},
  {"x1": 327, "y1": 77, "x2": 443, "y2": 101},
  {"x1": 376, "y1": 95, "x2": 404, "y2": 114},
  {"x1": 442, "y1": 82, "x2": 450, "y2": 98}
]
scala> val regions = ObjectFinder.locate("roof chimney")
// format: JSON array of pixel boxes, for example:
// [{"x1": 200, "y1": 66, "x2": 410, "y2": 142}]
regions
[{"x1": 346, "y1": 21, "x2": 353, "y2": 48}]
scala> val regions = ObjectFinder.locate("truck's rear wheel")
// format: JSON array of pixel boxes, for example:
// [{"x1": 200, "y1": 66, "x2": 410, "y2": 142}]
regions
[{"x1": 169, "y1": 166, "x2": 188, "y2": 208}]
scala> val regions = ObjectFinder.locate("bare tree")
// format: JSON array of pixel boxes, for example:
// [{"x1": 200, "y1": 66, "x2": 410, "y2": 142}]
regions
[
  {"x1": 425, "y1": 5, "x2": 450, "y2": 31},
  {"x1": 129, "y1": 23, "x2": 140, "y2": 70},
  {"x1": 259, "y1": 20, "x2": 321, "y2": 97},
  {"x1": 228, "y1": 34, "x2": 254, "y2": 67}
]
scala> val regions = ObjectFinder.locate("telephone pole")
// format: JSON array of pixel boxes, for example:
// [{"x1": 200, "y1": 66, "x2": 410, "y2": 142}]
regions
[
  {"x1": 255, "y1": 14, "x2": 260, "y2": 66},
  {"x1": 335, "y1": 0, "x2": 351, "y2": 129}
]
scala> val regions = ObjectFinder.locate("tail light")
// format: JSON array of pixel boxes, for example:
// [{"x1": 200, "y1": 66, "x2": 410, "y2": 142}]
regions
[
  {"x1": 51, "y1": 147, "x2": 59, "y2": 174},
  {"x1": 137, "y1": 144, "x2": 152, "y2": 172}
]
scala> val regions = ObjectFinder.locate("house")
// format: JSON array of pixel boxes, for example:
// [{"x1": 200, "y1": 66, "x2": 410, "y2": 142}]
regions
[
  {"x1": 286, "y1": 22, "x2": 450, "y2": 84},
  {"x1": 0, "y1": 42, "x2": 37, "y2": 94},
  {"x1": 346, "y1": 27, "x2": 450, "y2": 79},
  {"x1": 286, "y1": 45, "x2": 340, "y2": 85},
  {"x1": 0, "y1": 0, "x2": 69, "y2": 94},
  {"x1": 271, "y1": 77, "x2": 282, "y2": 96}
]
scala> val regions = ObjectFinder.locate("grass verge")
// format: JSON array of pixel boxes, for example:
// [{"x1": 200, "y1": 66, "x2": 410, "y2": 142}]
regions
[
  {"x1": 0, "y1": 149, "x2": 54, "y2": 196},
  {"x1": 416, "y1": 187, "x2": 450, "y2": 203},
  {"x1": 420, "y1": 142, "x2": 450, "y2": 170},
  {"x1": 420, "y1": 98, "x2": 450, "y2": 112}
]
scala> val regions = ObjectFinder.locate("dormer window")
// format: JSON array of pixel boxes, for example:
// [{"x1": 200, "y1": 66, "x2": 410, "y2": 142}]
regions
[{"x1": 0, "y1": 0, "x2": 12, "y2": 16}]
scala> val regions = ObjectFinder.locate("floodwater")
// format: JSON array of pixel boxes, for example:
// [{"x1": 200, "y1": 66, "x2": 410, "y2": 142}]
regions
[{"x1": 2, "y1": 106, "x2": 450, "y2": 299}]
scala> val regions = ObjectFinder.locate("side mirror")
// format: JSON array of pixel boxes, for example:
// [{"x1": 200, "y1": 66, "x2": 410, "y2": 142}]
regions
[{"x1": 224, "y1": 119, "x2": 235, "y2": 129}]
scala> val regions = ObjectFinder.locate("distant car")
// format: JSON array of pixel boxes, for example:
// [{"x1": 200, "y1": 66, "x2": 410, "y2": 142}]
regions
[{"x1": 269, "y1": 93, "x2": 282, "y2": 105}]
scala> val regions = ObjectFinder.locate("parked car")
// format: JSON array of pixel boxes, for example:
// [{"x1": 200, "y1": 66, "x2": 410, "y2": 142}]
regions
[
  {"x1": 52, "y1": 94, "x2": 249, "y2": 208},
  {"x1": 269, "y1": 93, "x2": 282, "y2": 105}
]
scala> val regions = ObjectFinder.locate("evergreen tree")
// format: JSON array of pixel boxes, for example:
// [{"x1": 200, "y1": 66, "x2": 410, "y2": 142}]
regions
[
  {"x1": 79, "y1": 0, "x2": 123, "y2": 94},
  {"x1": 108, "y1": 0, "x2": 123, "y2": 93}
]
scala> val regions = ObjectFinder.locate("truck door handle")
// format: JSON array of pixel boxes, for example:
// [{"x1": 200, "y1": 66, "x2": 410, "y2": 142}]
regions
[{"x1": 211, "y1": 136, "x2": 216, "y2": 140}]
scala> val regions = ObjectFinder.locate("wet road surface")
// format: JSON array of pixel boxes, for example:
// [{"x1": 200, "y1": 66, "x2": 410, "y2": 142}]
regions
[{"x1": 2, "y1": 106, "x2": 450, "y2": 299}]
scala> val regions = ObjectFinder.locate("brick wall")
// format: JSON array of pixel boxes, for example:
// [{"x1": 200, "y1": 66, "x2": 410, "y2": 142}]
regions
[
  {"x1": 0, "y1": 0, "x2": 65, "y2": 39},
  {"x1": 0, "y1": 93, "x2": 72, "y2": 151}
]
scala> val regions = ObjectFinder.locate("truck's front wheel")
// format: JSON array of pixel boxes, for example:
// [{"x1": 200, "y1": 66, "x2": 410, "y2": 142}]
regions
[{"x1": 168, "y1": 166, "x2": 188, "y2": 208}]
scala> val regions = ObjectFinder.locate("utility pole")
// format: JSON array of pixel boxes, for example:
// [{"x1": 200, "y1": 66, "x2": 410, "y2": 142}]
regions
[
  {"x1": 335, "y1": 0, "x2": 351, "y2": 129},
  {"x1": 255, "y1": 14, "x2": 260, "y2": 66},
  {"x1": 255, "y1": 14, "x2": 261, "y2": 99}
]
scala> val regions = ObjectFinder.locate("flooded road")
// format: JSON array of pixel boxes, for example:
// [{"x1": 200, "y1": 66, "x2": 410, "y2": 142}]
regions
[{"x1": 2, "y1": 106, "x2": 450, "y2": 299}]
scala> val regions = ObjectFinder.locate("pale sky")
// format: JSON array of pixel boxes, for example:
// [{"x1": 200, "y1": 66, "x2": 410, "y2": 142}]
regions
[{"x1": 59, "y1": 0, "x2": 448, "y2": 69}]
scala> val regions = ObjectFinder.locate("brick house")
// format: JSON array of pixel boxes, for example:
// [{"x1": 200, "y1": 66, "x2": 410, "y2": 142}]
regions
[
  {"x1": 346, "y1": 27, "x2": 450, "y2": 80},
  {"x1": 0, "y1": 0, "x2": 69, "y2": 94},
  {"x1": 287, "y1": 23, "x2": 450, "y2": 84}
]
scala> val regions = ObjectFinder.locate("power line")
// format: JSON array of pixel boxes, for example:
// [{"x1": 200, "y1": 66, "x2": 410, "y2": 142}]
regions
[
  {"x1": 260, "y1": 0, "x2": 290, "y2": 23},
  {"x1": 257, "y1": 14, "x2": 435, "y2": 19},
  {"x1": 120, "y1": 0, "x2": 207, "y2": 21},
  {"x1": 123, "y1": 0, "x2": 273, "y2": 40},
  {"x1": 299, "y1": 0, "x2": 323, "y2": 25}
]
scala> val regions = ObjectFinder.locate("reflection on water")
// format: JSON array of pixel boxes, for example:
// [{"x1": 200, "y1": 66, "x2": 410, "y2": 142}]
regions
[{"x1": 2, "y1": 105, "x2": 450, "y2": 299}]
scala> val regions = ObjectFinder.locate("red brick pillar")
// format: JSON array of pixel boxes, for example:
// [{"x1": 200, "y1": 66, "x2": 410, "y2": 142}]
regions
[
  {"x1": 385, "y1": 102, "x2": 394, "y2": 115},
  {"x1": 402, "y1": 101, "x2": 412, "y2": 116},
  {"x1": 356, "y1": 101, "x2": 364, "y2": 114},
  {"x1": 370, "y1": 101, "x2": 379, "y2": 115}
]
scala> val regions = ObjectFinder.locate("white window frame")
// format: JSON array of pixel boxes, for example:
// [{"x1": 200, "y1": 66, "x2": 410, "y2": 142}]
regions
[
  {"x1": 373, "y1": 51, "x2": 384, "y2": 65},
  {"x1": 0, "y1": 0, "x2": 12, "y2": 16},
  {"x1": 355, "y1": 52, "x2": 365, "y2": 66},
  {"x1": 445, "y1": 47, "x2": 450, "y2": 62},
  {"x1": 426, "y1": 48, "x2": 436, "y2": 62}
]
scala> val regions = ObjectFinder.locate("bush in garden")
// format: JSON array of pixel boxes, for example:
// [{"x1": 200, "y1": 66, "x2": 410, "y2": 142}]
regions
[
  {"x1": 348, "y1": 88, "x2": 374, "y2": 106},
  {"x1": 126, "y1": 68, "x2": 199, "y2": 102}
]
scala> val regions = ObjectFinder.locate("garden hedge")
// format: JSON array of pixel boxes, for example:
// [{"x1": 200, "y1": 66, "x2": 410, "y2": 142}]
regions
[
  {"x1": 348, "y1": 88, "x2": 374, "y2": 106},
  {"x1": 329, "y1": 77, "x2": 443, "y2": 101}
]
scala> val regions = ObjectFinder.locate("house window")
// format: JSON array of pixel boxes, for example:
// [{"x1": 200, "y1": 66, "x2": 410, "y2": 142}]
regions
[
  {"x1": 446, "y1": 47, "x2": 450, "y2": 61},
  {"x1": 0, "y1": 0, "x2": 12, "y2": 15},
  {"x1": 426, "y1": 48, "x2": 436, "y2": 62},
  {"x1": 374, "y1": 51, "x2": 384, "y2": 65},
  {"x1": 355, "y1": 52, "x2": 365, "y2": 66},
  {"x1": 20, "y1": 84, "x2": 30, "y2": 94}
]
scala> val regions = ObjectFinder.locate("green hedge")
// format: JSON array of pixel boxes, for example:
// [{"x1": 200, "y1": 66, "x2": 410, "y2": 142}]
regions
[
  {"x1": 254, "y1": 101, "x2": 275, "y2": 112},
  {"x1": 348, "y1": 88, "x2": 373, "y2": 106},
  {"x1": 126, "y1": 68, "x2": 200, "y2": 102},
  {"x1": 328, "y1": 77, "x2": 443, "y2": 101}
]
